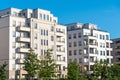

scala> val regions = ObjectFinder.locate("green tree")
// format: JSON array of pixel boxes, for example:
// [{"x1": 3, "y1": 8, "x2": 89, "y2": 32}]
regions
[
  {"x1": 109, "y1": 63, "x2": 120, "y2": 80},
  {"x1": 38, "y1": 49, "x2": 57, "y2": 80},
  {"x1": 0, "y1": 62, "x2": 7, "y2": 80},
  {"x1": 67, "y1": 62, "x2": 84, "y2": 80},
  {"x1": 24, "y1": 48, "x2": 39, "y2": 80},
  {"x1": 88, "y1": 61, "x2": 112, "y2": 80}
]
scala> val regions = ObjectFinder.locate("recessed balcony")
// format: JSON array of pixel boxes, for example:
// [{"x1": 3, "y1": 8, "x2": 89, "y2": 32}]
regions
[
  {"x1": 17, "y1": 48, "x2": 29, "y2": 53},
  {"x1": 17, "y1": 26, "x2": 30, "y2": 32},
  {"x1": 17, "y1": 37, "x2": 30, "y2": 42}
]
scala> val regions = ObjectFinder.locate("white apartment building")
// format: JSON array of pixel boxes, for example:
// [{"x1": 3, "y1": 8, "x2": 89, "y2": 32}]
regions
[
  {"x1": 111, "y1": 38, "x2": 120, "y2": 65},
  {"x1": 0, "y1": 8, "x2": 67, "y2": 79},
  {"x1": 67, "y1": 23, "x2": 113, "y2": 72}
]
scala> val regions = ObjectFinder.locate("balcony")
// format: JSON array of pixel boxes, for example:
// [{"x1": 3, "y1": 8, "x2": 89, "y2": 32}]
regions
[
  {"x1": 17, "y1": 48, "x2": 29, "y2": 53},
  {"x1": 84, "y1": 35, "x2": 97, "y2": 40},
  {"x1": 16, "y1": 59, "x2": 24, "y2": 64},
  {"x1": 16, "y1": 70, "x2": 27, "y2": 74},
  {"x1": 17, "y1": 26, "x2": 30, "y2": 32},
  {"x1": 56, "y1": 41, "x2": 65, "y2": 46},
  {"x1": 17, "y1": 37, "x2": 30, "y2": 42}
]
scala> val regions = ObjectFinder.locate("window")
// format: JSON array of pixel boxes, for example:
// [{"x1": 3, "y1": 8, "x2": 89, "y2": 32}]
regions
[
  {"x1": 51, "y1": 36, "x2": 54, "y2": 41},
  {"x1": 100, "y1": 51, "x2": 102, "y2": 55},
  {"x1": 41, "y1": 29, "x2": 43, "y2": 35},
  {"x1": 69, "y1": 42, "x2": 72, "y2": 47},
  {"x1": 106, "y1": 35, "x2": 109, "y2": 40},
  {"x1": 74, "y1": 42, "x2": 77, "y2": 47},
  {"x1": 107, "y1": 50, "x2": 109, "y2": 56},
  {"x1": 34, "y1": 23, "x2": 37, "y2": 29},
  {"x1": 100, "y1": 35, "x2": 102, "y2": 39},
  {"x1": 74, "y1": 58, "x2": 77, "y2": 62},
  {"x1": 12, "y1": 64, "x2": 16, "y2": 70},
  {"x1": 73, "y1": 33, "x2": 76, "y2": 39},
  {"x1": 78, "y1": 33, "x2": 81, "y2": 38},
  {"x1": 63, "y1": 57, "x2": 65, "y2": 61},
  {"x1": 47, "y1": 15, "x2": 49, "y2": 21},
  {"x1": 34, "y1": 33, "x2": 37, "y2": 39},
  {"x1": 68, "y1": 34, "x2": 71, "y2": 39},
  {"x1": 41, "y1": 49, "x2": 43, "y2": 55},
  {"x1": 103, "y1": 51, "x2": 105, "y2": 56},
  {"x1": 51, "y1": 26, "x2": 54, "y2": 31},
  {"x1": 44, "y1": 40, "x2": 45, "y2": 45},
  {"x1": 46, "y1": 40, "x2": 48, "y2": 46},
  {"x1": 43, "y1": 14, "x2": 46, "y2": 20},
  {"x1": 34, "y1": 44, "x2": 37, "y2": 49},
  {"x1": 79, "y1": 49, "x2": 82, "y2": 55},
  {"x1": 44, "y1": 30, "x2": 45, "y2": 35},
  {"x1": 39, "y1": 13, "x2": 42, "y2": 19},
  {"x1": 46, "y1": 30, "x2": 48, "y2": 36},
  {"x1": 13, "y1": 31, "x2": 16, "y2": 37},
  {"x1": 78, "y1": 41, "x2": 82, "y2": 46},
  {"x1": 79, "y1": 58, "x2": 82, "y2": 63},
  {"x1": 74, "y1": 50, "x2": 77, "y2": 55},
  {"x1": 69, "y1": 50, "x2": 72, "y2": 56},
  {"x1": 41, "y1": 39, "x2": 43, "y2": 45}
]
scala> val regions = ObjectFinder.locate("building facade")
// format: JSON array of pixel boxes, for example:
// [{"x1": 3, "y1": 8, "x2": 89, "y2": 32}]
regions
[
  {"x1": 111, "y1": 38, "x2": 120, "y2": 65},
  {"x1": 0, "y1": 8, "x2": 67, "y2": 79},
  {"x1": 67, "y1": 23, "x2": 113, "y2": 72}
]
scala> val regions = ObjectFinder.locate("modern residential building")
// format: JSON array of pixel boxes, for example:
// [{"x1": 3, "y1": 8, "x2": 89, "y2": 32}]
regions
[
  {"x1": 0, "y1": 8, "x2": 67, "y2": 79},
  {"x1": 67, "y1": 23, "x2": 113, "y2": 72},
  {"x1": 111, "y1": 38, "x2": 120, "y2": 65}
]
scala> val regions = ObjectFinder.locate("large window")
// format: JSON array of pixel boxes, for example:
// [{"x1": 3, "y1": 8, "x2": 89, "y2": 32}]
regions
[
  {"x1": 68, "y1": 34, "x2": 71, "y2": 39},
  {"x1": 69, "y1": 42, "x2": 72, "y2": 47}
]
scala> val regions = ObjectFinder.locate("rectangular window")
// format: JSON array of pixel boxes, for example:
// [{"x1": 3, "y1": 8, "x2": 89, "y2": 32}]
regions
[
  {"x1": 78, "y1": 33, "x2": 81, "y2": 38},
  {"x1": 68, "y1": 34, "x2": 71, "y2": 39},
  {"x1": 79, "y1": 58, "x2": 82, "y2": 63},
  {"x1": 34, "y1": 44, "x2": 37, "y2": 49},
  {"x1": 41, "y1": 49, "x2": 43, "y2": 55},
  {"x1": 74, "y1": 42, "x2": 77, "y2": 47},
  {"x1": 46, "y1": 40, "x2": 48, "y2": 46},
  {"x1": 78, "y1": 41, "x2": 82, "y2": 46},
  {"x1": 74, "y1": 50, "x2": 77, "y2": 55},
  {"x1": 73, "y1": 33, "x2": 76, "y2": 39},
  {"x1": 34, "y1": 23, "x2": 37, "y2": 29},
  {"x1": 41, "y1": 39, "x2": 43, "y2": 45},
  {"x1": 51, "y1": 26, "x2": 54, "y2": 31},
  {"x1": 41, "y1": 29, "x2": 43, "y2": 35},
  {"x1": 44, "y1": 40, "x2": 46, "y2": 45},
  {"x1": 51, "y1": 36, "x2": 54, "y2": 41},
  {"x1": 79, "y1": 49, "x2": 82, "y2": 55},
  {"x1": 34, "y1": 33, "x2": 37, "y2": 39},
  {"x1": 69, "y1": 50, "x2": 72, "y2": 56},
  {"x1": 46, "y1": 30, "x2": 48, "y2": 36},
  {"x1": 39, "y1": 13, "x2": 42, "y2": 19},
  {"x1": 69, "y1": 42, "x2": 72, "y2": 47}
]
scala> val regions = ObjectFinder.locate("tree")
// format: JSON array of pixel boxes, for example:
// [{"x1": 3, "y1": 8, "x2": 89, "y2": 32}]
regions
[
  {"x1": 38, "y1": 49, "x2": 57, "y2": 80},
  {"x1": 0, "y1": 62, "x2": 7, "y2": 80},
  {"x1": 24, "y1": 48, "x2": 39, "y2": 80},
  {"x1": 109, "y1": 63, "x2": 120, "y2": 80},
  {"x1": 67, "y1": 62, "x2": 84, "y2": 80},
  {"x1": 88, "y1": 61, "x2": 112, "y2": 80}
]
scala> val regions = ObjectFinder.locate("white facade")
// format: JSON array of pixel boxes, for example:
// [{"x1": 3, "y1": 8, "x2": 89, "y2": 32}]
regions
[
  {"x1": 0, "y1": 8, "x2": 67, "y2": 79},
  {"x1": 67, "y1": 23, "x2": 113, "y2": 72}
]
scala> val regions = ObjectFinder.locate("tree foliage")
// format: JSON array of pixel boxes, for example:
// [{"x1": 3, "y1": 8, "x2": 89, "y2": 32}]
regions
[
  {"x1": 0, "y1": 62, "x2": 7, "y2": 80},
  {"x1": 24, "y1": 48, "x2": 39, "y2": 80},
  {"x1": 38, "y1": 49, "x2": 57, "y2": 79},
  {"x1": 67, "y1": 62, "x2": 84, "y2": 80}
]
